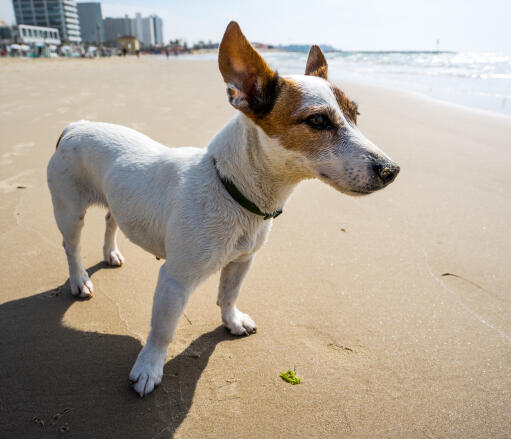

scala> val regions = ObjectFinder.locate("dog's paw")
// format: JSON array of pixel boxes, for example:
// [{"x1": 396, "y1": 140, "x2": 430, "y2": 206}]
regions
[
  {"x1": 70, "y1": 272, "x2": 93, "y2": 298},
  {"x1": 129, "y1": 348, "x2": 165, "y2": 397},
  {"x1": 222, "y1": 307, "x2": 257, "y2": 336},
  {"x1": 104, "y1": 248, "x2": 125, "y2": 267}
]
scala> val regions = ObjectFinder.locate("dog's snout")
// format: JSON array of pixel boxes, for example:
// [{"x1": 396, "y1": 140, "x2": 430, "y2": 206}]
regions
[{"x1": 373, "y1": 162, "x2": 400, "y2": 184}]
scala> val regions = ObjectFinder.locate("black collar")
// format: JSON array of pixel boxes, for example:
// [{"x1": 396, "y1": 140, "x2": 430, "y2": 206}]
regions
[{"x1": 213, "y1": 158, "x2": 282, "y2": 220}]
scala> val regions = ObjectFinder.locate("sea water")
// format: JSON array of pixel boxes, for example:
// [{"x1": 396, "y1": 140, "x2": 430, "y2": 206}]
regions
[{"x1": 172, "y1": 51, "x2": 511, "y2": 116}]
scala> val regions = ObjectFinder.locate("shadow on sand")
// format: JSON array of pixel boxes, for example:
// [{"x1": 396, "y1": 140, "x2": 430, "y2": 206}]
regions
[{"x1": 0, "y1": 262, "x2": 237, "y2": 438}]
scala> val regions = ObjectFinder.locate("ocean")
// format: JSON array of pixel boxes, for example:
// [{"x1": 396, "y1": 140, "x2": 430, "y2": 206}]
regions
[{"x1": 171, "y1": 51, "x2": 511, "y2": 117}]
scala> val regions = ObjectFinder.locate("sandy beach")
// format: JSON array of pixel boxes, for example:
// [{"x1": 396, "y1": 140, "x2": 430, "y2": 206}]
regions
[{"x1": 0, "y1": 57, "x2": 510, "y2": 438}]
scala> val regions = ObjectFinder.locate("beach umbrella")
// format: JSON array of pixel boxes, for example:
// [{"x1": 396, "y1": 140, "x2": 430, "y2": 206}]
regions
[
  {"x1": 8, "y1": 44, "x2": 21, "y2": 50},
  {"x1": 19, "y1": 45, "x2": 30, "y2": 51}
]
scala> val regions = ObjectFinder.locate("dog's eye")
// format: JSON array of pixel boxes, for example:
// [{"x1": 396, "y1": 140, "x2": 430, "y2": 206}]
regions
[{"x1": 306, "y1": 114, "x2": 332, "y2": 130}]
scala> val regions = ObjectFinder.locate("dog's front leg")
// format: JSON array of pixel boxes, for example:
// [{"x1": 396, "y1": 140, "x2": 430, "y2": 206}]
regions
[
  {"x1": 129, "y1": 263, "x2": 191, "y2": 397},
  {"x1": 217, "y1": 256, "x2": 257, "y2": 335}
]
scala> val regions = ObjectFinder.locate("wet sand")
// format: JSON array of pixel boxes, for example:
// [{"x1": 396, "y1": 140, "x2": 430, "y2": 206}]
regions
[{"x1": 0, "y1": 57, "x2": 510, "y2": 438}]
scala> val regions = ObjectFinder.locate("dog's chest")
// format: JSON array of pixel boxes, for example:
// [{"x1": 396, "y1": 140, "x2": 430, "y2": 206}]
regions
[{"x1": 233, "y1": 221, "x2": 271, "y2": 258}]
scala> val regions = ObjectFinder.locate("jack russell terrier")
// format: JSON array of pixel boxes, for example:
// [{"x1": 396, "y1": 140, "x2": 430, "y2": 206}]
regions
[{"x1": 47, "y1": 22, "x2": 400, "y2": 397}]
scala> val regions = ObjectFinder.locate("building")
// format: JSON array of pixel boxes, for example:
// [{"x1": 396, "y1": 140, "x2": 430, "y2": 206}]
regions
[
  {"x1": 117, "y1": 35, "x2": 139, "y2": 54},
  {"x1": 77, "y1": 2, "x2": 103, "y2": 44},
  {"x1": 12, "y1": 0, "x2": 81, "y2": 43},
  {"x1": 103, "y1": 13, "x2": 164, "y2": 48},
  {"x1": 140, "y1": 16, "x2": 154, "y2": 47},
  {"x1": 0, "y1": 19, "x2": 12, "y2": 41},
  {"x1": 16, "y1": 23, "x2": 60, "y2": 45},
  {"x1": 150, "y1": 15, "x2": 163, "y2": 46},
  {"x1": 103, "y1": 15, "x2": 133, "y2": 45},
  {"x1": 133, "y1": 12, "x2": 142, "y2": 42}
]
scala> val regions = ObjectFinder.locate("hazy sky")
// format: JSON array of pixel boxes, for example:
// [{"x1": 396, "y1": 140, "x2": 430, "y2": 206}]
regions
[{"x1": 1, "y1": 0, "x2": 510, "y2": 51}]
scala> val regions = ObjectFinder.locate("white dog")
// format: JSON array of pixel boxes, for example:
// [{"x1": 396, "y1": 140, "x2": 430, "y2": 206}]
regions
[{"x1": 47, "y1": 22, "x2": 399, "y2": 397}]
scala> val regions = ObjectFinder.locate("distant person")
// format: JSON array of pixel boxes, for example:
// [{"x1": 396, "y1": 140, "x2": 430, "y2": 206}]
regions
[
  {"x1": 122, "y1": 47, "x2": 127, "y2": 57},
  {"x1": 136, "y1": 49, "x2": 140, "y2": 58},
  {"x1": 165, "y1": 47, "x2": 170, "y2": 59}
]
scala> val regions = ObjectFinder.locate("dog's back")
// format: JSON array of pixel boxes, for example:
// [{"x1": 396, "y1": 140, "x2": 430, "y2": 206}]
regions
[{"x1": 47, "y1": 120, "x2": 209, "y2": 264}]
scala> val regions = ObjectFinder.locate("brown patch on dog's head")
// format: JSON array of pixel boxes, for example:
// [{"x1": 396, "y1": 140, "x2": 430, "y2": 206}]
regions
[
  {"x1": 305, "y1": 45, "x2": 328, "y2": 79},
  {"x1": 217, "y1": 23, "x2": 399, "y2": 194},
  {"x1": 218, "y1": 23, "x2": 360, "y2": 158},
  {"x1": 331, "y1": 86, "x2": 359, "y2": 124},
  {"x1": 255, "y1": 78, "x2": 334, "y2": 157},
  {"x1": 218, "y1": 21, "x2": 280, "y2": 118}
]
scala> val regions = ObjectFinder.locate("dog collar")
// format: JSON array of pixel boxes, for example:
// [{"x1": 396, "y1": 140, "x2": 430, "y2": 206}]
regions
[{"x1": 213, "y1": 158, "x2": 282, "y2": 220}]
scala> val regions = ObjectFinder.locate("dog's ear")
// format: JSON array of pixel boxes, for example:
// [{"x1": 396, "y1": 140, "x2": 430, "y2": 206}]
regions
[
  {"x1": 305, "y1": 45, "x2": 328, "y2": 79},
  {"x1": 218, "y1": 21, "x2": 280, "y2": 116}
]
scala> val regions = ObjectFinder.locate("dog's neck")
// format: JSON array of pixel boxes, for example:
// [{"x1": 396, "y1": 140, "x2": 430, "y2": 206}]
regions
[{"x1": 208, "y1": 114, "x2": 311, "y2": 215}]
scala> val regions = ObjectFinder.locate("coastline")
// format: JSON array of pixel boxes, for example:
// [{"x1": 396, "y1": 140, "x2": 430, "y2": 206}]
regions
[
  {"x1": 1, "y1": 57, "x2": 510, "y2": 438},
  {"x1": 3, "y1": 53, "x2": 510, "y2": 118}
]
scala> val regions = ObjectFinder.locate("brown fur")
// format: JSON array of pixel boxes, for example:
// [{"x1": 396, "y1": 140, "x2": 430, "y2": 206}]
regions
[
  {"x1": 331, "y1": 86, "x2": 358, "y2": 124},
  {"x1": 305, "y1": 45, "x2": 328, "y2": 79},
  {"x1": 251, "y1": 78, "x2": 359, "y2": 157},
  {"x1": 218, "y1": 22, "x2": 279, "y2": 117},
  {"x1": 218, "y1": 22, "x2": 358, "y2": 156},
  {"x1": 255, "y1": 78, "x2": 338, "y2": 157}
]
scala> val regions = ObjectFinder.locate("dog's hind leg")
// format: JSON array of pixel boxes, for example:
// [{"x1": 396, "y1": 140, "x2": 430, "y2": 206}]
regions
[
  {"x1": 103, "y1": 211, "x2": 124, "y2": 266},
  {"x1": 53, "y1": 202, "x2": 93, "y2": 298},
  {"x1": 217, "y1": 257, "x2": 256, "y2": 335}
]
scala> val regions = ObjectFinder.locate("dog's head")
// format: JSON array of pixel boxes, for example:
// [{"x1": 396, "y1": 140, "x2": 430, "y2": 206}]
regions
[{"x1": 218, "y1": 21, "x2": 400, "y2": 195}]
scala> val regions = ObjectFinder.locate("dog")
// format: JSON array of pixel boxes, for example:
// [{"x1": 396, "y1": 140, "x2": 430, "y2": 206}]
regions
[{"x1": 47, "y1": 21, "x2": 399, "y2": 397}]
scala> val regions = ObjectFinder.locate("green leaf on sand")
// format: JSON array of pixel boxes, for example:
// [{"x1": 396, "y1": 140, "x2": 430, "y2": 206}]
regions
[{"x1": 280, "y1": 369, "x2": 301, "y2": 385}]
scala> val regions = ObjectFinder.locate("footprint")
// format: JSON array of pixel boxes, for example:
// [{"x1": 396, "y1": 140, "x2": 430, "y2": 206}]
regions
[
  {"x1": 0, "y1": 142, "x2": 35, "y2": 166},
  {"x1": 0, "y1": 170, "x2": 33, "y2": 192}
]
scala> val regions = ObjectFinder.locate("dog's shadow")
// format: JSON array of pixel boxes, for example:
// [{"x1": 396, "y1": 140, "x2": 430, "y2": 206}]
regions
[{"x1": 0, "y1": 262, "x2": 236, "y2": 438}]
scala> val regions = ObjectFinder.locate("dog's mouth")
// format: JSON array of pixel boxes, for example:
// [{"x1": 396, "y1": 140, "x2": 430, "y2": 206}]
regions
[{"x1": 318, "y1": 172, "x2": 375, "y2": 196}]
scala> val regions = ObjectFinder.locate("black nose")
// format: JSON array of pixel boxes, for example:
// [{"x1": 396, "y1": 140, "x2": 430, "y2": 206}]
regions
[{"x1": 374, "y1": 162, "x2": 400, "y2": 184}]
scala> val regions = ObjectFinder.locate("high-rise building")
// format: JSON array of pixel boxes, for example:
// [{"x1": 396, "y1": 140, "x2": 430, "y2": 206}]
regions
[
  {"x1": 140, "y1": 16, "x2": 154, "y2": 47},
  {"x1": 12, "y1": 0, "x2": 81, "y2": 43},
  {"x1": 133, "y1": 12, "x2": 142, "y2": 42},
  {"x1": 103, "y1": 15, "x2": 134, "y2": 45},
  {"x1": 150, "y1": 15, "x2": 163, "y2": 46},
  {"x1": 102, "y1": 12, "x2": 164, "y2": 48},
  {"x1": 77, "y1": 2, "x2": 103, "y2": 44}
]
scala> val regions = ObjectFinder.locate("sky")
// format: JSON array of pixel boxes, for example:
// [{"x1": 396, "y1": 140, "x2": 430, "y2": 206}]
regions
[{"x1": 1, "y1": 0, "x2": 510, "y2": 51}]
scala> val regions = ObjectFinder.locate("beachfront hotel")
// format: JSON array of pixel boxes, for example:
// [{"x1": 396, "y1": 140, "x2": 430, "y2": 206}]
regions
[
  {"x1": 76, "y1": 2, "x2": 103, "y2": 44},
  {"x1": 16, "y1": 23, "x2": 60, "y2": 45},
  {"x1": 150, "y1": 15, "x2": 163, "y2": 46},
  {"x1": 103, "y1": 13, "x2": 164, "y2": 48},
  {"x1": 103, "y1": 15, "x2": 133, "y2": 46},
  {"x1": 12, "y1": 0, "x2": 81, "y2": 43}
]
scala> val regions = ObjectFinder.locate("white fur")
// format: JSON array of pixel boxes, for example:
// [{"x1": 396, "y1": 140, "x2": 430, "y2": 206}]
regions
[{"x1": 47, "y1": 72, "x2": 398, "y2": 397}]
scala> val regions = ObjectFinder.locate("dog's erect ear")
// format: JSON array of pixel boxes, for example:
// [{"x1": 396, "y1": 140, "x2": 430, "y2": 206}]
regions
[
  {"x1": 218, "y1": 21, "x2": 279, "y2": 116},
  {"x1": 305, "y1": 45, "x2": 328, "y2": 79}
]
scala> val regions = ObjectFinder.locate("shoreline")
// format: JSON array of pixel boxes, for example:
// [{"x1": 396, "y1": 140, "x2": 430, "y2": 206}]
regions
[{"x1": 3, "y1": 55, "x2": 509, "y2": 119}]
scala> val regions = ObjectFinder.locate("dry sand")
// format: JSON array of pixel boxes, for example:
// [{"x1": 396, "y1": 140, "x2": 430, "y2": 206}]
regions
[{"x1": 0, "y1": 57, "x2": 510, "y2": 438}]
